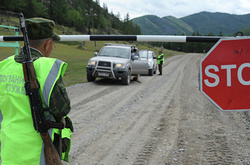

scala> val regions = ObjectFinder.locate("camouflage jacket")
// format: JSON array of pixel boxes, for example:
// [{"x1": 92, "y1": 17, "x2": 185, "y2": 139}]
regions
[{"x1": 15, "y1": 48, "x2": 71, "y2": 118}]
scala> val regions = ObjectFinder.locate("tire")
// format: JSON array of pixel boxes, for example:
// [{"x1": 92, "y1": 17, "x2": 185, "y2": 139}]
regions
[
  {"x1": 87, "y1": 73, "x2": 96, "y2": 82},
  {"x1": 148, "y1": 69, "x2": 153, "y2": 76},
  {"x1": 154, "y1": 66, "x2": 157, "y2": 74},
  {"x1": 122, "y1": 70, "x2": 131, "y2": 85}
]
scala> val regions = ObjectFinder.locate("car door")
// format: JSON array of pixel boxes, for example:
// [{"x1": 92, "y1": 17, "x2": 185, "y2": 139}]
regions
[
  {"x1": 152, "y1": 52, "x2": 157, "y2": 70},
  {"x1": 131, "y1": 56, "x2": 148, "y2": 75}
]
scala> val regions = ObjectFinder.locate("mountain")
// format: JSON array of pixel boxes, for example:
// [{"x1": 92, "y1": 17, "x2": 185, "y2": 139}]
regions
[
  {"x1": 241, "y1": 27, "x2": 250, "y2": 35},
  {"x1": 132, "y1": 15, "x2": 194, "y2": 35},
  {"x1": 132, "y1": 11, "x2": 250, "y2": 35}
]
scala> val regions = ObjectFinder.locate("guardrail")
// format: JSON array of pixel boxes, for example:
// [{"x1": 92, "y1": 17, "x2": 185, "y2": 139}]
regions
[{"x1": 0, "y1": 25, "x2": 20, "y2": 54}]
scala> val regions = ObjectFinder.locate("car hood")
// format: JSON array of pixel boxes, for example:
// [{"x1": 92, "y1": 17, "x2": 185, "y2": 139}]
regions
[{"x1": 90, "y1": 56, "x2": 129, "y2": 64}]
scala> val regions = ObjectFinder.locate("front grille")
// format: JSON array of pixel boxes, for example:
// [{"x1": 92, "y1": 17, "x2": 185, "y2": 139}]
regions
[
  {"x1": 96, "y1": 67, "x2": 111, "y2": 71},
  {"x1": 98, "y1": 61, "x2": 111, "y2": 67}
]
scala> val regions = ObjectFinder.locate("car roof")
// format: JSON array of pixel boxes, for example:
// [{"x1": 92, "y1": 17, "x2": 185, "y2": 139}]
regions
[
  {"x1": 104, "y1": 43, "x2": 136, "y2": 49},
  {"x1": 104, "y1": 45, "x2": 130, "y2": 49}
]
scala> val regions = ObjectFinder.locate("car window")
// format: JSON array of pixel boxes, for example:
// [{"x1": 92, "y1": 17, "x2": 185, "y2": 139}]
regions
[
  {"x1": 148, "y1": 52, "x2": 153, "y2": 58},
  {"x1": 99, "y1": 47, "x2": 130, "y2": 59},
  {"x1": 139, "y1": 51, "x2": 153, "y2": 59},
  {"x1": 139, "y1": 51, "x2": 148, "y2": 58}
]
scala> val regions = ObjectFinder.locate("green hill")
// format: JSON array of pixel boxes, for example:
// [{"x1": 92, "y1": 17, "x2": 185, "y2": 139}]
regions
[
  {"x1": 132, "y1": 11, "x2": 250, "y2": 36},
  {"x1": 0, "y1": 0, "x2": 141, "y2": 35},
  {"x1": 181, "y1": 11, "x2": 250, "y2": 35},
  {"x1": 241, "y1": 27, "x2": 250, "y2": 36},
  {"x1": 162, "y1": 16, "x2": 194, "y2": 34},
  {"x1": 132, "y1": 15, "x2": 193, "y2": 35}
]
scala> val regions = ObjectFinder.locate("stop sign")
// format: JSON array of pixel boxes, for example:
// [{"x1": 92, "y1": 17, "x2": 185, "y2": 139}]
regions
[{"x1": 200, "y1": 37, "x2": 250, "y2": 111}]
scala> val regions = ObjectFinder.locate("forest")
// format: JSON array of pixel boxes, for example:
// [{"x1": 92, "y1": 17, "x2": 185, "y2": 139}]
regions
[
  {"x1": 150, "y1": 31, "x2": 218, "y2": 53},
  {"x1": 0, "y1": 0, "x2": 141, "y2": 35}
]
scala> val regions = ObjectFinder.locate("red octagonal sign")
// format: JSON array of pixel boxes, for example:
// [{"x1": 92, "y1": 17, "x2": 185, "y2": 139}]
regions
[{"x1": 200, "y1": 37, "x2": 250, "y2": 111}]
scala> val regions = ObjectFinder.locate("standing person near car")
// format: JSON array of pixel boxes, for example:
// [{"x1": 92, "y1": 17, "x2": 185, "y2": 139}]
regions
[
  {"x1": 157, "y1": 50, "x2": 165, "y2": 75},
  {"x1": 0, "y1": 18, "x2": 73, "y2": 164},
  {"x1": 131, "y1": 49, "x2": 141, "y2": 83}
]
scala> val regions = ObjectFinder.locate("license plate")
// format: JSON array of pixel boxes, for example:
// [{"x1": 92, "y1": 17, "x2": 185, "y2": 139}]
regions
[{"x1": 98, "y1": 72, "x2": 109, "y2": 77}]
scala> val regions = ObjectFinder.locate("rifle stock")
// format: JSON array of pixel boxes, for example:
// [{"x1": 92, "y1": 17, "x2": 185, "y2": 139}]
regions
[
  {"x1": 24, "y1": 62, "x2": 40, "y2": 89},
  {"x1": 19, "y1": 13, "x2": 63, "y2": 165},
  {"x1": 41, "y1": 133, "x2": 63, "y2": 165}
]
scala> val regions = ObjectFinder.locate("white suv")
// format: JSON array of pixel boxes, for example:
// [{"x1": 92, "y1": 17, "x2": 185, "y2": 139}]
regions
[{"x1": 139, "y1": 50, "x2": 157, "y2": 76}]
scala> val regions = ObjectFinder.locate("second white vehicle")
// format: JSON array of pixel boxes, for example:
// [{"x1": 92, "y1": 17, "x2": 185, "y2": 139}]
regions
[{"x1": 139, "y1": 50, "x2": 158, "y2": 76}]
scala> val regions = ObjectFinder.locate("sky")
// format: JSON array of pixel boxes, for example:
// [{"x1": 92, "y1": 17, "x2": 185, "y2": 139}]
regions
[{"x1": 98, "y1": 0, "x2": 250, "y2": 19}]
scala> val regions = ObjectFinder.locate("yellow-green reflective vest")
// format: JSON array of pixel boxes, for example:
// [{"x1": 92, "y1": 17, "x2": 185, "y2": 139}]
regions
[
  {"x1": 53, "y1": 116, "x2": 73, "y2": 162},
  {"x1": 0, "y1": 56, "x2": 67, "y2": 165},
  {"x1": 61, "y1": 123, "x2": 72, "y2": 162},
  {"x1": 157, "y1": 53, "x2": 165, "y2": 64}
]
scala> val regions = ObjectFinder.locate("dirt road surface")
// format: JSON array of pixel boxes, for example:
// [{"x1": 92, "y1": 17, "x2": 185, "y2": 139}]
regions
[{"x1": 66, "y1": 53, "x2": 250, "y2": 165}]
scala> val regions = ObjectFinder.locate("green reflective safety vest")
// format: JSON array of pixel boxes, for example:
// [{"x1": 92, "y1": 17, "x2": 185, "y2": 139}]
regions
[
  {"x1": 0, "y1": 55, "x2": 67, "y2": 165},
  {"x1": 53, "y1": 116, "x2": 73, "y2": 162},
  {"x1": 157, "y1": 53, "x2": 165, "y2": 65},
  {"x1": 61, "y1": 124, "x2": 72, "y2": 162}
]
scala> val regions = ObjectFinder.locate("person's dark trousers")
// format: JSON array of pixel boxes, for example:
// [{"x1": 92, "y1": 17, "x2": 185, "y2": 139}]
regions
[{"x1": 158, "y1": 63, "x2": 162, "y2": 75}]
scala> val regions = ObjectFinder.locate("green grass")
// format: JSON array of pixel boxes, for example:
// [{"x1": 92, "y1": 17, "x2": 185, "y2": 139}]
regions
[
  {"x1": 0, "y1": 40, "x2": 181, "y2": 87},
  {"x1": 0, "y1": 41, "x2": 181, "y2": 86}
]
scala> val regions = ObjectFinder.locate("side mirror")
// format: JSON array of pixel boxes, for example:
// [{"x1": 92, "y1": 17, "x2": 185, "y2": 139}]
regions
[
  {"x1": 94, "y1": 52, "x2": 98, "y2": 56},
  {"x1": 153, "y1": 56, "x2": 157, "y2": 59}
]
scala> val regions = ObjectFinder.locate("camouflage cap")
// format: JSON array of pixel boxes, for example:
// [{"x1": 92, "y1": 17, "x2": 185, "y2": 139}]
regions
[{"x1": 25, "y1": 18, "x2": 60, "y2": 41}]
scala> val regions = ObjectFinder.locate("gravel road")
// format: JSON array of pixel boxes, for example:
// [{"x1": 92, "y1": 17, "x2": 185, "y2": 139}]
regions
[{"x1": 66, "y1": 53, "x2": 250, "y2": 165}]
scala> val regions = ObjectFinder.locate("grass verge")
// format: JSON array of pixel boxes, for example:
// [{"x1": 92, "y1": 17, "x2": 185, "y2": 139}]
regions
[{"x1": 0, "y1": 40, "x2": 182, "y2": 86}]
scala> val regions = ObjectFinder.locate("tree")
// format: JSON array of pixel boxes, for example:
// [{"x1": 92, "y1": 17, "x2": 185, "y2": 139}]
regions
[
  {"x1": 26, "y1": 0, "x2": 48, "y2": 18},
  {"x1": 0, "y1": 0, "x2": 142, "y2": 35}
]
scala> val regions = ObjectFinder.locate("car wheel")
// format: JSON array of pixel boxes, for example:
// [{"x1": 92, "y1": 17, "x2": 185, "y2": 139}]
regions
[
  {"x1": 122, "y1": 70, "x2": 131, "y2": 85},
  {"x1": 87, "y1": 73, "x2": 96, "y2": 82},
  {"x1": 154, "y1": 67, "x2": 157, "y2": 74},
  {"x1": 148, "y1": 69, "x2": 153, "y2": 76}
]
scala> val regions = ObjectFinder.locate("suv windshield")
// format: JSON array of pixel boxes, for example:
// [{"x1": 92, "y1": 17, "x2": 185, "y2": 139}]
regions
[
  {"x1": 139, "y1": 51, "x2": 153, "y2": 59},
  {"x1": 99, "y1": 47, "x2": 130, "y2": 59}
]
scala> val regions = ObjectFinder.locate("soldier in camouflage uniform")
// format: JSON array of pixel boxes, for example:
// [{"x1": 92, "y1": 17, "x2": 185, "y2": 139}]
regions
[
  {"x1": 14, "y1": 18, "x2": 71, "y2": 118},
  {"x1": 0, "y1": 18, "x2": 73, "y2": 164}
]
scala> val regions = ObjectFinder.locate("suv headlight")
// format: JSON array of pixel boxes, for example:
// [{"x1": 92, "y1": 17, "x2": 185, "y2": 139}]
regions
[
  {"x1": 88, "y1": 60, "x2": 97, "y2": 66},
  {"x1": 115, "y1": 63, "x2": 125, "y2": 68}
]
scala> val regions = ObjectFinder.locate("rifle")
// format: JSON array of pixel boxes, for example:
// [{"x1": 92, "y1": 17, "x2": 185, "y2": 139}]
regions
[{"x1": 19, "y1": 13, "x2": 63, "y2": 165}]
